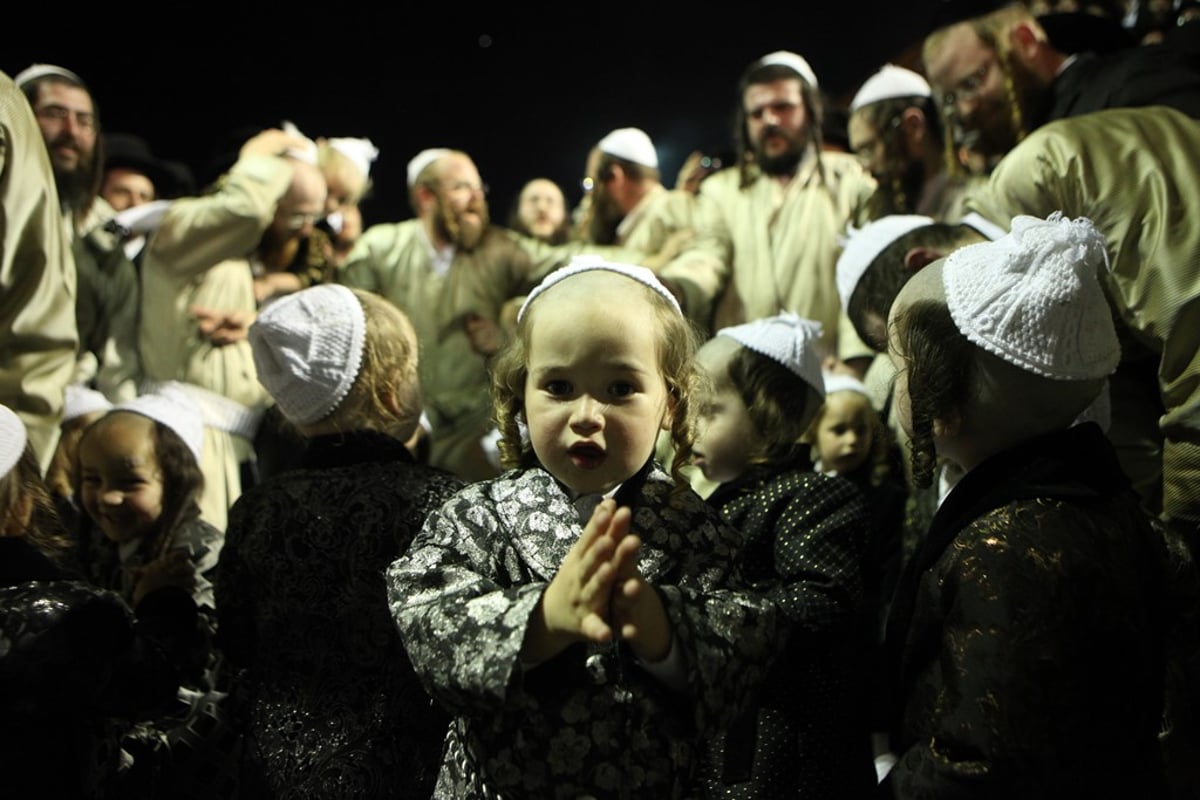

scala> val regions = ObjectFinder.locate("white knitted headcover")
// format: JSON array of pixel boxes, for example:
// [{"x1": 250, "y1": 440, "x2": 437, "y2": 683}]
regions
[
  {"x1": 328, "y1": 136, "x2": 380, "y2": 180},
  {"x1": 64, "y1": 383, "x2": 113, "y2": 423},
  {"x1": 836, "y1": 214, "x2": 935, "y2": 312},
  {"x1": 407, "y1": 147, "x2": 451, "y2": 187},
  {"x1": 717, "y1": 312, "x2": 826, "y2": 397},
  {"x1": 115, "y1": 383, "x2": 205, "y2": 463},
  {"x1": 849, "y1": 64, "x2": 932, "y2": 112},
  {"x1": 597, "y1": 127, "x2": 659, "y2": 168},
  {"x1": 943, "y1": 212, "x2": 1119, "y2": 380},
  {"x1": 250, "y1": 284, "x2": 367, "y2": 426},
  {"x1": 517, "y1": 255, "x2": 681, "y2": 323},
  {"x1": 0, "y1": 404, "x2": 27, "y2": 480},
  {"x1": 757, "y1": 51, "x2": 819, "y2": 89},
  {"x1": 821, "y1": 371, "x2": 871, "y2": 398}
]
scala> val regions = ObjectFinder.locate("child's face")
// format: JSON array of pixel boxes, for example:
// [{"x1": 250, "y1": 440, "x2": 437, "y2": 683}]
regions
[
  {"x1": 523, "y1": 276, "x2": 675, "y2": 496},
  {"x1": 77, "y1": 412, "x2": 165, "y2": 544},
  {"x1": 692, "y1": 336, "x2": 761, "y2": 484},
  {"x1": 815, "y1": 391, "x2": 875, "y2": 474}
]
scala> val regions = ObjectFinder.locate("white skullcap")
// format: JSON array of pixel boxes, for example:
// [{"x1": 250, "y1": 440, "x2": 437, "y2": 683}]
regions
[
  {"x1": 756, "y1": 51, "x2": 819, "y2": 89},
  {"x1": 0, "y1": 404, "x2": 27, "y2": 480},
  {"x1": 115, "y1": 383, "x2": 205, "y2": 464},
  {"x1": 280, "y1": 120, "x2": 319, "y2": 165},
  {"x1": 836, "y1": 214, "x2": 935, "y2": 311},
  {"x1": 943, "y1": 212, "x2": 1120, "y2": 380},
  {"x1": 14, "y1": 63, "x2": 86, "y2": 90},
  {"x1": 597, "y1": 127, "x2": 659, "y2": 169},
  {"x1": 717, "y1": 312, "x2": 826, "y2": 396},
  {"x1": 64, "y1": 384, "x2": 113, "y2": 423},
  {"x1": 249, "y1": 284, "x2": 367, "y2": 426},
  {"x1": 328, "y1": 136, "x2": 380, "y2": 180},
  {"x1": 517, "y1": 255, "x2": 681, "y2": 323},
  {"x1": 407, "y1": 148, "x2": 451, "y2": 188},
  {"x1": 821, "y1": 371, "x2": 871, "y2": 398},
  {"x1": 849, "y1": 64, "x2": 932, "y2": 112}
]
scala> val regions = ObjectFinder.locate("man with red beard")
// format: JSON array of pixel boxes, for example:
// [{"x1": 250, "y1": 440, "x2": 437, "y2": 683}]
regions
[
  {"x1": 339, "y1": 148, "x2": 561, "y2": 482},
  {"x1": 922, "y1": 1, "x2": 1200, "y2": 173},
  {"x1": 659, "y1": 51, "x2": 878, "y2": 376},
  {"x1": 16, "y1": 64, "x2": 141, "y2": 405}
]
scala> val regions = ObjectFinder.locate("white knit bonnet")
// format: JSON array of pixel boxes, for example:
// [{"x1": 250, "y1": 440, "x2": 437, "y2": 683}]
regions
[
  {"x1": 249, "y1": 284, "x2": 367, "y2": 426},
  {"x1": 717, "y1": 312, "x2": 826, "y2": 397},
  {"x1": 114, "y1": 383, "x2": 205, "y2": 463}
]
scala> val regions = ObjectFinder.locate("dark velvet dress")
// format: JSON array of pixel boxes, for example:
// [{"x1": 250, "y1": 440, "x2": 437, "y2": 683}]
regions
[
  {"x1": 881, "y1": 423, "x2": 1170, "y2": 798},
  {"x1": 697, "y1": 454, "x2": 879, "y2": 799},
  {"x1": 215, "y1": 430, "x2": 463, "y2": 799}
]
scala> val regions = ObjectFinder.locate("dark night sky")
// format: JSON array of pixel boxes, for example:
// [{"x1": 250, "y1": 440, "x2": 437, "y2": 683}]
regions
[{"x1": 6, "y1": 6, "x2": 936, "y2": 227}]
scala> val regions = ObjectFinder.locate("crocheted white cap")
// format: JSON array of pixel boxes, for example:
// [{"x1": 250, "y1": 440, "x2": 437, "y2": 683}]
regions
[
  {"x1": 849, "y1": 64, "x2": 932, "y2": 112},
  {"x1": 597, "y1": 127, "x2": 659, "y2": 169},
  {"x1": 757, "y1": 51, "x2": 819, "y2": 89},
  {"x1": 836, "y1": 214, "x2": 935, "y2": 311},
  {"x1": 943, "y1": 212, "x2": 1119, "y2": 380},
  {"x1": 64, "y1": 384, "x2": 113, "y2": 423},
  {"x1": 14, "y1": 63, "x2": 86, "y2": 90},
  {"x1": 0, "y1": 404, "x2": 27, "y2": 480},
  {"x1": 717, "y1": 312, "x2": 826, "y2": 396},
  {"x1": 115, "y1": 383, "x2": 205, "y2": 463},
  {"x1": 249, "y1": 284, "x2": 367, "y2": 426},
  {"x1": 407, "y1": 147, "x2": 451, "y2": 187},
  {"x1": 517, "y1": 255, "x2": 681, "y2": 323},
  {"x1": 821, "y1": 371, "x2": 871, "y2": 398},
  {"x1": 328, "y1": 136, "x2": 380, "y2": 180}
]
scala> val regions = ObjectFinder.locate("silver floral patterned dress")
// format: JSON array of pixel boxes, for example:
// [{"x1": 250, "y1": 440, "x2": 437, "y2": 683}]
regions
[{"x1": 387, "y1": 463, "x2": 780, "y2": 799}]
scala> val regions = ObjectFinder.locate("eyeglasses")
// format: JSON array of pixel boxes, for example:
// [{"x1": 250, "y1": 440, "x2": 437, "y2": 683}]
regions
[
  {"x1": 941, "y1": 55, "x2": 995, "y2": 108},
  {"x1": 35, "y1": 104, "x2": 96, "y2": 132},
  {"x1": 284, "y1": 212, "x2": 320, "y2": 231}
]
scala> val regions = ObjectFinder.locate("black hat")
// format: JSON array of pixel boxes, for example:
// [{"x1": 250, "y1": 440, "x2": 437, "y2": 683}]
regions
[{"x1": 103, "y1": 132, "x2": 195, "y2": 199}]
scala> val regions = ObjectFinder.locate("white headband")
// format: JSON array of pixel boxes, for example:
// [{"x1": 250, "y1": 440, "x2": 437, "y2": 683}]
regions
[
  {"x1": 718, "y1": 312, "x2": 825, "y2": 395},
  {"x1": 518, "y1": 256, "x2": 681, "y2": 323}
]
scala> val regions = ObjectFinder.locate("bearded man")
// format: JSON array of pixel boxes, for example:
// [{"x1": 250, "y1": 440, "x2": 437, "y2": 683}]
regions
[
  {"x1": 338, "y1": 148, "x2": 559, "y2": 481},
  {"x1": 659, "y1": 51, "x2": 878, "y2": 373},
  {"x1": 922, "y1": 1, "x2": 1200, "y2": 170}
]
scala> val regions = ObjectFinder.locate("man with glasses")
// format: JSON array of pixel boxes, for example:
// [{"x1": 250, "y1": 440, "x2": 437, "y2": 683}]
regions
[
  {"x1": 16, "y1": 64, "x2": 142, "y2": 406},
  {"x1": 136, "y1": 126, "x2": 327, "y2": 529},
  {"x1": 339, "y1": 148, "x2": 563, "y2": 482},
  {"x1": 922, "y1": 1, "x2": 1200, "y2": 171}
]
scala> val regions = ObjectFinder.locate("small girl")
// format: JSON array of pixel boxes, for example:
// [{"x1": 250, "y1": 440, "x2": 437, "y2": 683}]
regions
[
  {"x1": 216, "y1": 284, "x2": 464, "y2": 798},
  {"x1": 74, "y1": 383, "x2": 228, "y2": 793},
  {"x1": 387, "y1": 257, "x2": 780, "y2": 798},
  {"x1": 880, "y1": 213, "x2": 1169, "y2": 795},
  {"x1": 0, "y1": 402, "x2": 183, "y2": 798},
  {"x1": 689, "y1": 312, "x2": 877, "y2": 798}
]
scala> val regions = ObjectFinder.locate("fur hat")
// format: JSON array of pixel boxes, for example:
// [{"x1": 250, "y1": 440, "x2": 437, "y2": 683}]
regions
[
  {"x1": 597, "y1": 127, "x2": 659, "y2": 169},
  {"x1": 717, "y1": 312, "x2": 825, "y2": 397},
  {"x1": 518, "y1": 255, "x2": 681, "y2": 322},
  {"x1": 836, "y1": 214, "x2": 935, "y2": 311},
  {"x1": 0, "y1": 404, "x2": 27, "y2": 480},
  {"x1": 115, "y1": 384, "x2": 205, "y2": 463},
  {"x1": 850, "y1": 64, "x2": 932, "y2": 112},
  {"x1": 249, "y1": 284, "x2": 367, "y2": 426},
  {"x1": 943, "y1": 212, "x2": 1120, "y2": 380}
]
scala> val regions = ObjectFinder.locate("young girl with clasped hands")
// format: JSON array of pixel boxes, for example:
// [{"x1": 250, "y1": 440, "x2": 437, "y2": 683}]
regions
[{"x1": 387, "y1": 256, "x2": 780, "y2": 799}]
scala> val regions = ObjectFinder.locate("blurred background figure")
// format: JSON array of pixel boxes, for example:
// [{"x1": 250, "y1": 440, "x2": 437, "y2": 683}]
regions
[
  {"x1": 101, "y1": 131, "x2": 195, "y2": 264},
  {"x1": 508, "y1": 177, "x2": 571, "y2": 245}
]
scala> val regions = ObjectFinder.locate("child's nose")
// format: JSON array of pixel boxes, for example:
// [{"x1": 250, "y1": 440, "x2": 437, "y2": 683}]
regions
[
  {"x1": 100, "y1": 489, "x2": 124, "y2": 505},
  {"x1": 570, "y1": 395, "x2": 605, "y2": 430}
]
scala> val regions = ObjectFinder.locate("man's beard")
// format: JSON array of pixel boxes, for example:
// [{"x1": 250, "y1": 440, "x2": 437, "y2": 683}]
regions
[
  {"x1": 585, "y1": 189, "x2": 622, "y2": 245},
  {"x1": 49, "y1": 137, "x2": 96, "y2": 214},
  {"x1": 257, "y1": 224, "x2": 304, "y2": 270},
  {"x1": 435, "y1": 195, "x2": 489, "y2": 252},
  {"x1": 753, "y1": 125, "x2": 805, "y2": 176}
]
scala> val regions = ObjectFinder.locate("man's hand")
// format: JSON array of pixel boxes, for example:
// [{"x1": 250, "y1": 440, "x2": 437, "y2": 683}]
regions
[{"x1": 192, "y1": 305, "x2": 254, "y2": 346}]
